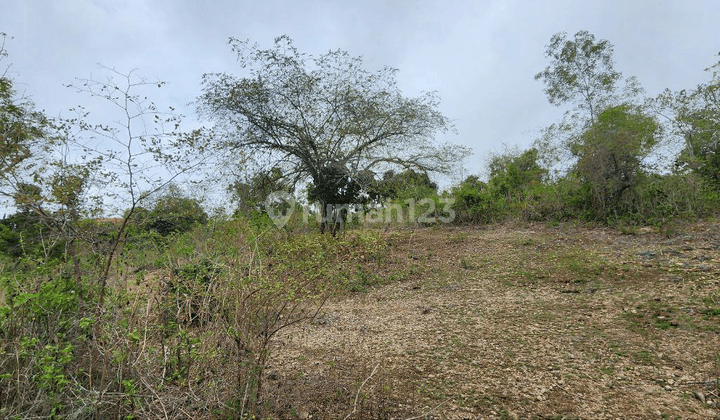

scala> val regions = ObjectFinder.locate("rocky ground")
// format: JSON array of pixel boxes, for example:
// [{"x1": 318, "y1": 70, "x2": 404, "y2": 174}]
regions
[{"x1": 264, "y1": 221, "x2": 720, "y2": 419}]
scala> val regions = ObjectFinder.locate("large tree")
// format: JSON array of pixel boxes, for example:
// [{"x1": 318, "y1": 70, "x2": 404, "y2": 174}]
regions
[
  {"x1": 533, "y1": 30, "x2": 645, "y2": 179},
  {"x1": 197, "y1": 35, "x2": 470, "y2": 232}
]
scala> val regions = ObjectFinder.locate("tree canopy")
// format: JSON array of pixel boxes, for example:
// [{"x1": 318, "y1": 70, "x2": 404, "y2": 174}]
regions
[
  {"x1": 0, "y1": 33, "x2": 52, "y2": 205},
  {"x1": 196, "y1": 35, "x2": 470, "y2": 231},
  {"x1": 534, "y1": 30, "x2": 622, "y2": 125},
  {"x1": 574, "y1": 104, "x2": 660, "y2": 216},
  {"x1": 229, "y1": 167, "x2": 293, "y2": 217},
  {"x1": 488, "y1": 147, "x2": 547, "y2": 198}
]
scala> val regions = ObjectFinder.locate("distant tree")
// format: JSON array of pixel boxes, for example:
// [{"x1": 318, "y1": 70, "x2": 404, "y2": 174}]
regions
[
  {"x1": 534, "y1": 30, "x2": 644, "y2": 179},
  {"x1": 451, "y1": 175, "x2": 487, "y2": 223},
  {"x1": 145, "y1": 184, "x2": 208, "y2": 236},
  {"x1": 372, "y1": 169, "x2": 438, "y2": 200},
  {"x1": 535, "y1": 30, "x2": 622, "y2": 126},
  {"x1": 229, "y1": 167, "x2": 293, "y2": 217},
  {"x1": 487, "y1": 147, "x2": 547, "y2": 198},
  {"x1": 0, "y1": 184, "x2": 48, "y2": 259},
  {"x1": 196, "y1": 35, "x2": 470, "y2": 233}
]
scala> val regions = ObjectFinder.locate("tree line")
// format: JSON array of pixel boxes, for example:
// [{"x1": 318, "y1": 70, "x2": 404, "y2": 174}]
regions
[
  {"x1": 2, "y1": 31, "x2": 720, "y2": 239},
  {"x1": 451, "y1": 30, "x2": 719, "y2": 227}
]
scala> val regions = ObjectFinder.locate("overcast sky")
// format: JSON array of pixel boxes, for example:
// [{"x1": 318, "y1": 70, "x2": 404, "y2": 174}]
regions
[{"x1": 3, "y1": 0, "x2": 720, "y2": 187}]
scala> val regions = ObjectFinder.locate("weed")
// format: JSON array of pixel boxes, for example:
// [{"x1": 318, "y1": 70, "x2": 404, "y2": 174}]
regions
[
  {"x1": 700, "y1": 308, "x2": 720, "y2": 317},
  {"x1": 632, "y1": 350, "x2": 655, "y2": 365},
  {"x1": 449, "y1": 233, "x2": 469, "y2": 243},
  {"x1": 600, "y1": 366, "x2": 615, "y2": 375},
  {"x1": 609, "y1": 343, "x2": 627, "y2": 357},
  {"x1": 619, "y1": 225, "x2": 639, "y2": 235}
]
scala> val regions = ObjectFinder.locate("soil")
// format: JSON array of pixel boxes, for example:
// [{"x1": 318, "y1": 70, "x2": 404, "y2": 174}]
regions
[{"x1": 264, "y1": 222, "x2": 720, "y2": 419}]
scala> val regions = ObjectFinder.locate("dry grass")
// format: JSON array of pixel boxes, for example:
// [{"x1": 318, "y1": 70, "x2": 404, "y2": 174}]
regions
[{"x1": 263, "y1": 222, "x2": 720, "y2": 419}]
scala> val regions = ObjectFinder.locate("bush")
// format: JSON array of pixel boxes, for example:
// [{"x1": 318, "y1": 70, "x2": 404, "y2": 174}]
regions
[
  {"x1": 0, "y1": 211, "x2": 62, "y2": 260},
  {"x1": 141, "y1": 186, "x2": 208, "y2": 236}
]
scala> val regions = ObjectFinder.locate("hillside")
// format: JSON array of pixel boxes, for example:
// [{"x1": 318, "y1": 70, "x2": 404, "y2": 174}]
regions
[
  {"x1": 261, "y1": 222, "x2": 720, "y2": 419},
  {"x1": 3, "y1": 220, "x2": 720, "y2": 419}
]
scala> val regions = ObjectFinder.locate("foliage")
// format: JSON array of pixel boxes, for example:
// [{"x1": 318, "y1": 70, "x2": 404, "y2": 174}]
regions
[
  {"x1": 230, "y1": 167, "x2": 293, "y2": 218},
  {"x1": 0, "y1": 64, "x2": 217, "y2": 419},
  {"x1": 656, "y1": 53, "x2": 720, "y2": 188},
  {"x1": 452, "y1": 175, "x2": 522, "y2": 224},
  {"x1": 306, "y1": 161, "x2": 366, "y2": 234},
  {"x1": 2, "y1": 215, "x2": 392, "y2": 418},
  {"x1": 452, "y1": 176, "x2": 494, "y2": 224},
  {"x1": 488, "y1": 147, "x2": 547, "y2": 199},
  {"x1": 0, "y1": 186, "x2": 59, "y2": 260},
  {"x1": 4, "y1": 28, "x2": 720, "y2": 420},
  {"x1": 535, "y1": 30, "x2": 622, "y2": 125},
  {"x1": 572, "y1": 105, "x2": 660, "y2": 217},
  {"x1": 619, "y1": 172, "x2": 720, "y2": 223},
  {"x1": 144, "y1": 184, "x2": 208, "y2": 236},
  {"x1": 0, "y1": 266, "x2": 82, "y2": 415},
  {"x1": 197, "y1": 35, "x2": 470, "y2": 232},
  {"x1": 0, "y1": 33, "x2": 53, "y2": 204},
  {"x1": 0, "y1": 216, "x2": 62, "y2": 262},
  {"x1": 534, "y1": 30, "x2": 644, "y2": 179},
  {"x1": 450, "y1": 148, "x2": 548, "y2": 224},
  {"x1": 371, "y1": 168, "x2": 438, "y2": 201}
]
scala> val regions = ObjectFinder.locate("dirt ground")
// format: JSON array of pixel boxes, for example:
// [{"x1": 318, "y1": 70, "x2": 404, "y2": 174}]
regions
[{"x1": 264, "y1": 221, "x2": 720, "y2": 419}]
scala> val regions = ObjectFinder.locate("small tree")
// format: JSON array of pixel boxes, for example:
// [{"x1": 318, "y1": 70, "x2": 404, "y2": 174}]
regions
[
  {"x1": 535, "y1": 30, "x2": 622, "y2": 126},
  {"x1": 197, "y1": 35, "x2": 470, "y2": 233},
  {"x1": 0, "y1": 184, "x2": 49, "y2": 259},
  {"x1": 452, "y1": 175, "x2": 488, "y2": 224},
  {"x1": 48, "y1": 67, "x2": 207, "y2": 305},
  {"x1": 573, "y1": 104, "x2": 660, "y2": 217},
  {"x1": 487, "y1": 147, "x2": 547, "y2": 199},
  {"x1": 372, "y1": 169, "x2": 438, "y2": 200},
  {"x1": 145, "y1": 184, "x2": 208, "y2": 236}
]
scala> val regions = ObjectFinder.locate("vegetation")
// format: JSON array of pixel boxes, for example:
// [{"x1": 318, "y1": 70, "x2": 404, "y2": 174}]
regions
[
  {"x1": 1, "y1": 29, "x2": 720, "y2": 418},
  {"x1": 196, "y1": 35, "x2": 471, "y2": 233},
  {"x1": 535, "y1": 29, "x2": 623, "y2": 125},
  {"x1": 656, "y1": 53, "x2": 720, "y2": 188}
]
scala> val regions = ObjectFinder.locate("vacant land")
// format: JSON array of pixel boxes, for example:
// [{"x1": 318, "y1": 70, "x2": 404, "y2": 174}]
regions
[{"x1": 263, "y1": 222, "x2": 720, "y2": 419}]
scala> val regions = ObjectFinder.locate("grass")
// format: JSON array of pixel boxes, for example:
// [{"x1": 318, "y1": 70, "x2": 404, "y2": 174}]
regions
[
  {"x1": 632, "y1": 350, "x2": 656, "y2": 365},
  {"x1": 4, "y1": 221, "x2": 720, "y2": 419},
  {"x1": 261, "y1": 222, "x2": 720, "y2": 418}
]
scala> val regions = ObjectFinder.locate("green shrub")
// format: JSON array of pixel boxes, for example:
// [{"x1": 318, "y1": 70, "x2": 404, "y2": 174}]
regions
[{"x1": 129, "y1": 186, "x2": 208, "y2": 237}]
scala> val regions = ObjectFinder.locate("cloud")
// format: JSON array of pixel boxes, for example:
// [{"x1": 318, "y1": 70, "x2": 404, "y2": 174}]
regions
[{"x1": 2, "y1": 0, "x2": 720, "y2": 183}]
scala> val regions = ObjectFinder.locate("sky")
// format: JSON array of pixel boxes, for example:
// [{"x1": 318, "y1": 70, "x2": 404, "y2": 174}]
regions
[{"x1": 2, "y1": 0, "x2": 720, "y2": 198}]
